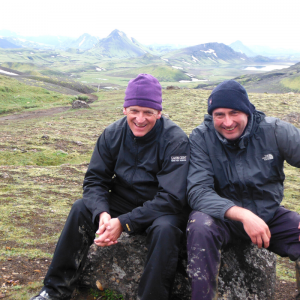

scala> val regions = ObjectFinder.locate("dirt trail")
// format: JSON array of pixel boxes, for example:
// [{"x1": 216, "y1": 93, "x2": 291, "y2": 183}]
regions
[{"x1": 0, "y1": 106, "x2": 70, "y2": 122}]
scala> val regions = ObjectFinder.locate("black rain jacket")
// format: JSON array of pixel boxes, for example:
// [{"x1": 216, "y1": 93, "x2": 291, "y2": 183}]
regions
[
  {"x1": 187, "y1": 111, "x2": 300, "y2": 223},
  {"x1": 83, "y1": 116, "x2": 190, "y2": 234}
]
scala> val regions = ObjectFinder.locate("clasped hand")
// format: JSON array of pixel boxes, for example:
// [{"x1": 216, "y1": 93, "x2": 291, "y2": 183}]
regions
[{"x1": 94, "y1": 212, "x2": 123, "y2": 247}]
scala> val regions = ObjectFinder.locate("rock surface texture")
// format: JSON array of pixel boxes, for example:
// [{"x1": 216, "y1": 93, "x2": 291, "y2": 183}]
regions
[
  {"x1": 78, "y1": 233, "x2": 276, "y2": 300},
  {"x1": 72, "y1": 100, "x2": 90, "y2": 109}
]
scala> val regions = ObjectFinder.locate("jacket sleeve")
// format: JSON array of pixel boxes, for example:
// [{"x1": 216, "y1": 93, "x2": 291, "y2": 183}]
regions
[
  {"x1": 275, "y1": 119, "x2": 300, "y2": 168},
  {"x1": 82, "y1": 130, "x2": 115, "y2": 223},
  {"x1": 118, "y1": 137, "x2": 190, "y2": 234},
  {"x1": 187, "y1": 128, "x2": 235, "y2": 220}
]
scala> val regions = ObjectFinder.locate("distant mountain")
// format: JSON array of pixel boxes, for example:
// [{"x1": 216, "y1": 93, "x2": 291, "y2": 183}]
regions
[
  {"x1": 147, "y1": 43, "x2": 184, "y2": 55},
  {"x1": 4, "y1": 37, "x2": 53, "y2": 49},
  {"x1": 0, "y1": 30, "x2": 74, "y2": 49},
  {"x1": 65, "y1": 33, "x2": 99, "y2": 50},
  {"x1": 88, "y1": 29, "x2": 146, "y2": 58},
  {"x1": 130, "y1": 38, "x2": 156, "y2": 55},
  {"x1": 247, "y1": 45, "x2": 300, "y2": 60},
  {"x1": 229, "y1": 41, "x2": 257, "y2": 57},
  {"x1": 164, "y1": 42, "x2": 250, "y2": 65},
  {"x1": 0, "y1": 38, "x2": 21, "y2": 49},
  {"x1": 24, "y1": 35, "x2": 73, "y2": 47}
]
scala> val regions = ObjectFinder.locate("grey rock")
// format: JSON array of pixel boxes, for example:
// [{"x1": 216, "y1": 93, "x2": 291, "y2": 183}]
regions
[
  {"x1": 78, "y1": 233, "x2": 276, "y2": 300},
  {"x1": 72, "y1": 100, "x2": 90, "y2": 109},
  {"x1": 166, "y1": 85, "x2": 180, "y2": 90},
  {"x1": 218, "y1": 239, "x2": 276, "y2": 300}
]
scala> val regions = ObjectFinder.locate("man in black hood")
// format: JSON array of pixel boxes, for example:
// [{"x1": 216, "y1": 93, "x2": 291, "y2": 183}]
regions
[{"x1": 187, "y1": 80, "x2": 300, "y2": 300}]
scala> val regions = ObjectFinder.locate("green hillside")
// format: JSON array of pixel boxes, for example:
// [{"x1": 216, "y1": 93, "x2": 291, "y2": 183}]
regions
[
  {"x1": 0, "y1": 75, "x2": 74, "y2": 115},
  {"x1": 106, "y1": 64, "x2": 191, "y2": 82},
  {"x1": 281, "y1": 76, "x2": 300, "y2": 92}
]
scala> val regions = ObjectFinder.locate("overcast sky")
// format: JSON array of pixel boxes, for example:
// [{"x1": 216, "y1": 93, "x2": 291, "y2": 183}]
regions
[{"x1": 1, "y1": 0, "x2": 300, "y2": 50}]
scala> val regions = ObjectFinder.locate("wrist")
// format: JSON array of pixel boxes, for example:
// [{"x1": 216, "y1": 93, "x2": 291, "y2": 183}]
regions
[{"x1": 225, "y1": 206, "x2": 251, "y2": 223}]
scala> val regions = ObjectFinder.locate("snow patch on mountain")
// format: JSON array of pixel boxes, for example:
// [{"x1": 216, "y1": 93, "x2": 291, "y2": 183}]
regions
[
  {"x1": 192, "y1": 55, "x2": 199, "y2": 62},
  {"x1": 179, "y1": 78, "x2": 207, "y2": 82},
  {"x1": 79, "y1": 36, "x2": 86, "y2": 47},
  {"x1": 0, "y1": 69, "x2": 18, "y2": 76},
  {"x1": 201, "y1": 49, "x2": 218, "y2": 57}
]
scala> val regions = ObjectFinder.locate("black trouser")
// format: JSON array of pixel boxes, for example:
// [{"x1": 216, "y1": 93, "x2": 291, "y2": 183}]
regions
[
  {"x1": 187, "y1": 207, "x2": 300, "y2": 300},
  {"x1": 41, "y1": 199, "x2": 187, "y2": 300}
]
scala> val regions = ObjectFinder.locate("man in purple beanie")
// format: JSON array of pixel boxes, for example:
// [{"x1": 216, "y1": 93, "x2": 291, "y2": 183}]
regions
[
  {"x1": 186, "y1": 80, "x2": 300, "y2": 299},
  {"x1": 31, "y1": 74, "x2": 190, "y2": 300}
]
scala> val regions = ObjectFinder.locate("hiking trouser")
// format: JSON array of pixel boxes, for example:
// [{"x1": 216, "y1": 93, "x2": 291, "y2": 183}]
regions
[
  {"x1": 41, "y1": 199, "x2": 187, "y2": 300},
  {"x1": 186, "y1": 207, "x2": 300, "y2": 300}
]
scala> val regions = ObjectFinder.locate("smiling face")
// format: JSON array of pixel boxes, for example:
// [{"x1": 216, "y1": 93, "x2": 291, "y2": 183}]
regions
[
  {"x1": 212, "y1": 108, "x2": 249, "y2": 140},
  {"x1": 123, "y1": 106, "x2": 161, "y2": 137}
]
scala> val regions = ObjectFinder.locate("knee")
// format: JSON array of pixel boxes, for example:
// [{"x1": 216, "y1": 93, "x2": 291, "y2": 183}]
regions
[
  {"x1": 70, "y1": 199, "x2": 88, "y2": 214},
  {"x1": 148, "y1": 221, "x2": 183, "y2": 245},
  {"x1": 186, "y1": 211, "x2": 219, "y2": 240},
  {"x1": 68, "y1": 199, "x2": 94, "y2": 229},
  {"x1": 72, "y1": 198, "x2": 84, "y2": 208}
]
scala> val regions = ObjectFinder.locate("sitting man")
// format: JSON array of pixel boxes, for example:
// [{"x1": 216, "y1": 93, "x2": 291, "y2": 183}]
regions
[
  {"x1": 186, "y1": 80, "x2": 300, "y2": 300},
  {"x1": 31, "y1": 74, "x2": 190, "y2": 300}
]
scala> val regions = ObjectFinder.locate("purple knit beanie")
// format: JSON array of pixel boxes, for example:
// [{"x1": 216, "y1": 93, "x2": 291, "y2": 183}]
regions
[
  {"x1": 207, "y1": 80, "x2": 255, "y2": 115},
  {"x1": 124, "y1": 74, "x2": 162, "y2": 111}
]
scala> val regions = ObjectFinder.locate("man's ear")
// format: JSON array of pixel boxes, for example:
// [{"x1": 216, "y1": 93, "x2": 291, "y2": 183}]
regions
[
  {"x1": 123, "y1": 108, "x2": 127, "y2": 115},
  {"x1": 156, "y1": 111, "x2": 162, "y2": 119}
]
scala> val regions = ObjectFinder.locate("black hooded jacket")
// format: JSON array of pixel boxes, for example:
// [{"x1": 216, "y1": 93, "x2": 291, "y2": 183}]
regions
[
  {"x1": 187, "y1": 111, "x2": 300, "y2": 223},
  {"x1": 83, "y1": 116, "x2": 190, "y2": 234}
]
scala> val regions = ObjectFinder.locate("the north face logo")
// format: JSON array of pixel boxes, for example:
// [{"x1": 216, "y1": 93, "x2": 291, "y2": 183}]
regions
[{"x1": 262, "y1": 154, "x2": 274, "y2": 161}]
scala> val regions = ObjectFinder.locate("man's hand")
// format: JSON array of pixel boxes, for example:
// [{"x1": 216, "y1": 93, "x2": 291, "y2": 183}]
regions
[
  {"x1": 225, "y1": 206, "x2": 271, "y2": 248},
  {"x1": 97, "y1": 212, "x2": 111, "y2": 237},
  {"x1": 94, "y1": 213, "x2": 123, "y2": 247}
]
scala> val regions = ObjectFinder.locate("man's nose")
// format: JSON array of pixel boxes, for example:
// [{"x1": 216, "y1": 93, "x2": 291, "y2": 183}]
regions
[
  {"x1": 136, "y1": 112, "x2": 145, "y2": 123},
  {"x1": 223, "y1": 115, "x2": 233, "y2": 127}
]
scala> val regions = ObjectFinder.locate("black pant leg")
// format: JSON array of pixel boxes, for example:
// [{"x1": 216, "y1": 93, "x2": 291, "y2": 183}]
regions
[
  {"x1": 42, "y1": 199, "x2": 98, "y2": 299},
  {"x1": 137, "y1": 212, "x2": 188, "y2": 300}
]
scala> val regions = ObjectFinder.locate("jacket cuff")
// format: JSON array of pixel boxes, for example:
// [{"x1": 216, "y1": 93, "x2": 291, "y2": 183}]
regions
[
  {"x1": 92, "y1": 209, "x2": 110, "y2": 224},
  {"x1": 118, "y1": 214, "x2": 134, "y2": 234}
]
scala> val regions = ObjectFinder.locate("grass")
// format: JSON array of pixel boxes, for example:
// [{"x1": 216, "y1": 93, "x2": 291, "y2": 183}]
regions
[
  {"x1": 0, "y1": 75, "x2": 74, "y2": 115},
  {"x1": 281, "y1": 76, "x2": 300, "y2": 92},
  {"x1": 0, "y1": 84, "x2": 300, "y2": 298}
]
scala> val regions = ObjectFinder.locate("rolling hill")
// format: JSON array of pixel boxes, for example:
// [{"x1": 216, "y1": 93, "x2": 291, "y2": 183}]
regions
[{"x1": 196, "y1": 62, "x2": 300, "y2": 93}]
